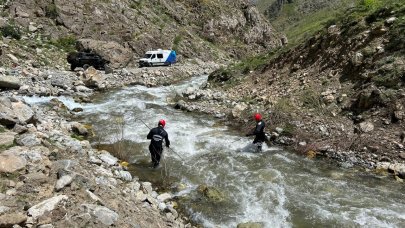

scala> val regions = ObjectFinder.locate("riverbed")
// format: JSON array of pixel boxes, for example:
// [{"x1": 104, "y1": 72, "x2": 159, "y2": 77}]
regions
[{"x1": 43, "y1": 75, "x2": 405, "y2": 227}]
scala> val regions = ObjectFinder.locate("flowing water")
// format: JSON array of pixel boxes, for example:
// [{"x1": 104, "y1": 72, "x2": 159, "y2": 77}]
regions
[{"x1": 24, "y1": 76, "x2": 405, "y2": 228}]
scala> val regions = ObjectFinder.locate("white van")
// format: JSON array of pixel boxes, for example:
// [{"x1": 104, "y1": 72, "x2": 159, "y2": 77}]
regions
[{"x1": 138, "y1": 49, "x2": 177, "y2": 67}]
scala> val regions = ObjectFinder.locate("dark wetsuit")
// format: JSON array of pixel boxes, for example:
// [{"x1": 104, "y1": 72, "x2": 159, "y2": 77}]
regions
[
  {"x1": 147, "y1": 126, "x2": 170, "y2": 167},
  {"x1": 247, "y1": 120, "x2": 266, "y2": 152}
]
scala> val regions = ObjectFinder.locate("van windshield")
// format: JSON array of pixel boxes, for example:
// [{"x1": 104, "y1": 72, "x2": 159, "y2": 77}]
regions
[{"x1": 144, "y1": 54, "x2": 152, "y2": 58}]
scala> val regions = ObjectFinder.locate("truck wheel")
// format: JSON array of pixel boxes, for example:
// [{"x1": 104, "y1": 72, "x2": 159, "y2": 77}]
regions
[{"x1": 83, "y1": 64, "x2": 90, "y2": 70}]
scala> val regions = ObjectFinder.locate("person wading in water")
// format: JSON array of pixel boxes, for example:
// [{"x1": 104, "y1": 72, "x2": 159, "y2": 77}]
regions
[
  {"x1": 147, "y1": 119, "x2": 170, "y2": 168},
  {"x1": 246, "y1": 113, "x2": 266, "y2": 152}
]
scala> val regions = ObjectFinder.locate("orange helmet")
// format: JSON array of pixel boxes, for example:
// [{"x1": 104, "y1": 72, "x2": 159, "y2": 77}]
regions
[
  {"x1": 158, "y1": 119, "x2": 166, "y2": 127},
  {"x1": 254, "y1": 113, "x2": 262, "y2": 121}
]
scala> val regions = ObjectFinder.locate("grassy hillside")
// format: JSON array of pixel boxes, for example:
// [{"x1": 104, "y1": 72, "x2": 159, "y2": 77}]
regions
[{"x1": 257, "y1": 0, "x2": 357, "y2": 45}]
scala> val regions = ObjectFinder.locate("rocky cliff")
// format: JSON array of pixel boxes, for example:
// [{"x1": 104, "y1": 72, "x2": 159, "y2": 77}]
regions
[{"x1": 1, "y1": 0, "x2": 283, "y2": 69}]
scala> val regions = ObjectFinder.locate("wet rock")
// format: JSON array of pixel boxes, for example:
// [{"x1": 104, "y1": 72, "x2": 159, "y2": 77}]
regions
[
  {"x1": 157, "y1": 193, "x2": 172, "y2": 202},
  {"x1": 0, "y1": 213, "x2": 27, "y2": 227},
  {"x1": 55, "y1": 175, "x2": 74, "y2": 191},
  {"x1": 237, "y1": 222, "x2": 264, "y2": 228},
  {"x1": 0, "y1": 76, "x2": 21, "y2": 89},
  {"x1": 0, "y1": 154, "x2": 27, "y2": 173},
  {"x1": 71, "y1": 122, "x2": 88, "y2": 136},
  {"x1": 28, "y1": 195, "x2": 68, "y2": 219},
  {"x1": 197, "y1": 184, "x2": 225, "y2": 202},
  {"x1": 81, "y1": 204, "x2": 119, "y2": 226}
]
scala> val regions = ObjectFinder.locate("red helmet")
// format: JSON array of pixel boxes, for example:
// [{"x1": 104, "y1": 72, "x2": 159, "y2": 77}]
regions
[
  {"x1": 254, "y1": 113, "x2": 262, "y2": 121},
  {"x1": 158, "y1": 119, "x2": 166, "y2": 127}
]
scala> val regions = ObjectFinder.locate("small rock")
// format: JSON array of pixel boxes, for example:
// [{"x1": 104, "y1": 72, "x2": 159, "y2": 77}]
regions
[
  {"x1": 385, "y1": 17, "x2": 397, "y2": 25},
  {"x1": 71, "y1": 122, "x2": 88, "y2": 136},
  {"x1": 98, "y1": 152, "x2": 118, "y2": 166},
  {"x1": 55, "y1": 175, "x2": 74, "y2": 191},
  {"x1": 141, "y1": 182, "x2": 153, "y2": 194},
  {"x1": 28, "y1": 195, "x2": 68, "y2": 219},
  {"x1": 0, "y1": 213, "x2": 27, "y2": 227},
  {"x1": 237, "y1": 222, "x2": 264, "y2": 228},
  {"x1": 81, "y1": 204, "x2": 118, "y2": 226},
  {"x1": 86, "y1": 190, "x2": 104, "y2": 205},
  {"x1": 359, "y1": 121, "x2": 374, "y2": 133},
  {"x1": 157, "y1": 193, "x2": 172, "y2": 202}
]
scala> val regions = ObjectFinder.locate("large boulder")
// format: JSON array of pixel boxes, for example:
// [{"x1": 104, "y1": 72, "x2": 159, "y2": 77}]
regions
[
  {"x1": 83, "y1": 67, "x2": 104, "y2": 89},
  {"x1": 11, "y1": 101, "x2": 34, "y2": 124},
  {"x1": 76, "y1": 39, "x2": 133, "y2": 68},
  {"x1": 0, "y1": 76, "x2": 21, "y2": 90}
]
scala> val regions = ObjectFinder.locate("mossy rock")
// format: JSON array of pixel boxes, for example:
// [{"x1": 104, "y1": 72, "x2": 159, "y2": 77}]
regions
[{"x1": 197, "y1": 184, "x2": 225, "y2": 202}]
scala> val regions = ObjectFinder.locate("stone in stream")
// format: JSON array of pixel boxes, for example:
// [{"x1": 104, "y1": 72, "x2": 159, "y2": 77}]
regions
[
  {"x1": 237, "y1": 222, "x2": 264, "y2": 228},
  {"x1": 197, "y1": 184, "x2": 225, "y2": 202}
]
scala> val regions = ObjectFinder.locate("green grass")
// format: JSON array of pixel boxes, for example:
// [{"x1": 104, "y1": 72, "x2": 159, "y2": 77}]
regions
[
  {"x1": 0, "y1": 24, "x2": 21, "y2": 40},
  {"x1": 50, "y1": 36, "x2": 77, "y2": 51}
]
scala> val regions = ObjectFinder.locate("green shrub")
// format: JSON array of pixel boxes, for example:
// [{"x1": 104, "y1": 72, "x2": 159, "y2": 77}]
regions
[
  {"x1": 360, "y1": 0, "x2": 381, "y2": 10},
  {"x1": 0, "y1": 24, "x2": 21, "y2": 40},
  {"x1": 45, "y1": 4, "x2": 58, "y2": 19},
  {"x1": 172, "y1": 35, "x2": 182, "y2": 51},
  {"x1": 51, "y1": 36, "x2": 77, "y2": 51}
]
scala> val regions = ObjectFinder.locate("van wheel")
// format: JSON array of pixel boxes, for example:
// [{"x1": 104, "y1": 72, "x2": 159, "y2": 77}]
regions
[{"x1": 149, "y1": 63, "x2": 153, "y2": 67}]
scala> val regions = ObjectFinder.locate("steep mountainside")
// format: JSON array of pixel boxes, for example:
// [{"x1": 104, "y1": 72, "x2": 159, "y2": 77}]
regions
[
  {"x1": 0, "y1": 0, "x2": 283, "y2": 69},
  {"x1": 181, "y1": 0, "x2": 405, "y2": 171},
  {"x1": 256, "y1": 0, "x2": 357, "y2": 44}
]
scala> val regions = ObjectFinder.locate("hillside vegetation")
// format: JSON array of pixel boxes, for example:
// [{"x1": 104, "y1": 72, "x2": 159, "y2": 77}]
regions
[
  {"x1": 0, "y1": 0, "x2": 282, "y2": 69},
  {"x1": 257, "y1": 0, "x2": 358, "y2": 45},
  {"x1": 191, "y1": 0, "x2": 405, "y2": 170}
]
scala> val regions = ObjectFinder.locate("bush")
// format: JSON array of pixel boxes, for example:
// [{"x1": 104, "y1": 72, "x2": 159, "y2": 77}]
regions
[
  {"x1": 0, "y1": 24, "x2": 21, "y2": 40},
  {"x1": 361, "y1": 0, "x2": 380, "y2": 10},
  {"x1": 45, "y1": 4, "x2": 58, "y2": 19},
  {"x1": 51, "y1": 36, "x2": 77, "y2": 51}
]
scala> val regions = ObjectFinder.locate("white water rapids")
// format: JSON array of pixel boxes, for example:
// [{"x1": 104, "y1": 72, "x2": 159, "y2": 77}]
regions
[{"x1": 23, "y1": 75, "x2": 405, "y2": 228}]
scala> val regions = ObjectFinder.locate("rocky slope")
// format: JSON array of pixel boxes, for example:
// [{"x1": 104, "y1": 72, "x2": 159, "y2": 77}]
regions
[
  {"x1": 0, "y1": 0, "x2": 283, "y2": 69},
  {"x1": 0, "y1": 63, "x2": 222, "y2": 227},
  {"x1": 174, "y1": 1, "x2": 405, "y2": 178}
]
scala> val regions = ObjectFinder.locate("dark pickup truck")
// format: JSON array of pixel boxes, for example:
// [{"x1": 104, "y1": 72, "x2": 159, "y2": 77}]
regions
[{"x1": 67, "y1": 52, "x2": 109, "y2": 71}]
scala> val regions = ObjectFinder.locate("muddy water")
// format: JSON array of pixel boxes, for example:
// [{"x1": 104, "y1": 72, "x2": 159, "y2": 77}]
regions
[{"x1": 25, "y1": 76, "x2": 405, "y2": 227}]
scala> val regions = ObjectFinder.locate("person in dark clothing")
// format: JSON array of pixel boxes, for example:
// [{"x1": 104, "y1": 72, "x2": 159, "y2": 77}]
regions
[
  {"x1": 147, "y1": 119, "x2": 170, "y2": 168},
  {"x1": 246, "y1": 113, "x2": 266, "y2": 152}
]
